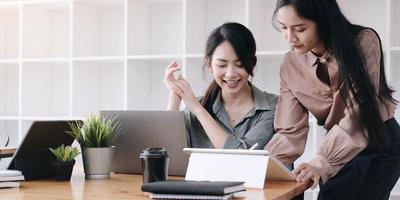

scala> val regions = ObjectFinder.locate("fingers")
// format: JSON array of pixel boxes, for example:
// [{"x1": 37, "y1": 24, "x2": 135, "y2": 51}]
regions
[
  {"x1": 176, "y1": 75, "x2": 191, "y2": 89},
  {"x1": 297, "y1": 169, "x2": 319, "y2": 189},
  {"x1": 167, "y1": 60, "x2": 178, "y2": 69},
  {"x1": 164, "y1": 61, "x2": 182, "y2": 91},
  {"x1": 174, "y1": 77, "x2": 186, "y2": 92},
  {"x1": 297, "y1": 170, "x2": 319, "y2": 189},
  {"x1": 293, "y1": 163, "x2": 307, "y2": 176},
  {"x1": 295, "y1": 169, "x2": 310, "y2": 182},
  {"x1": 177, "y1": 74, "x2": 190, "y2": 86},
  {"x1": 165, "y1": 61, "x2": 180, "y2": 78},
  {"x1": 293, "y1": 163, "x2": 316, "y2": 181},
  {"x1": 174, "y1": 75, "x2": 197, "y2": 104},
  {"x1": 170, "y1": 83, "x2": 184, "y2": 97},
  {"x1": 293, "y1": 163, "x2": 320, "y2": 190},
  {"x1": 311, "y1": 175, "x2": 319, "y2": 189}
]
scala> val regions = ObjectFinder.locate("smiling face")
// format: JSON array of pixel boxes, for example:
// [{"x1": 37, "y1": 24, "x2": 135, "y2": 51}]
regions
[
  {"x1": 209, "y1": 41, "x2": 251, "y2": 96},
  {"x1": 277, "y1": 5, "x2": 325, "y2": 56}
]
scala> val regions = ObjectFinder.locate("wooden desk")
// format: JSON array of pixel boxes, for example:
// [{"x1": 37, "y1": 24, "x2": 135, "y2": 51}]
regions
[
  {"x1": 0, "y1": 147, "x2": 16, "y2": 159},
  {"x1": 0, "y1": 169, "x2": 311, "y2": 200}
]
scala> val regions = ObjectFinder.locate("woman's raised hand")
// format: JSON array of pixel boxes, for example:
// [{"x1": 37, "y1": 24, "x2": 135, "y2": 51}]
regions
[
  {"x1": 164, "y1": 61, "x2": 183, "y2": 110},
  {"x1": 164, "y1": 61, "x2": 181, "y2": 92},
  {"x1": 163, "y1": 61, "x2": 202, "y2": 112},
  {"x1": 173, "y1": 74, "x2": 202, "y2": 114}
]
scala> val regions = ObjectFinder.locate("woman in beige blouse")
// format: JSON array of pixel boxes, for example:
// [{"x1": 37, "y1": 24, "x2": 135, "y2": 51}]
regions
[{"x1": 265, "y1": 0, "x2": 400, "y2": 199}]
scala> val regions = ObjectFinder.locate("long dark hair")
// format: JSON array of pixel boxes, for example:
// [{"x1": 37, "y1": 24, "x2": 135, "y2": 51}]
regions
[
  {"x1": 200, "y1": 22, "x2": 257, "y2": 118},
  {"x1": 273, "y1": 0, "x2": 397, "y2": 149}
]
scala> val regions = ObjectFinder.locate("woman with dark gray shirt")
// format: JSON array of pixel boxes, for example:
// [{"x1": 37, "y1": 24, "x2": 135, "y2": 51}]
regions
[{"x1": 164, "y1": 22, "x2": 277, "y2": 150}]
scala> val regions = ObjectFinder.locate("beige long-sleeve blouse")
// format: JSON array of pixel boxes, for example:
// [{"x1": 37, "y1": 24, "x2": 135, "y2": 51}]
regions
[{"x1": 265, "y1": 29, "x2": 396, "y2": 183}]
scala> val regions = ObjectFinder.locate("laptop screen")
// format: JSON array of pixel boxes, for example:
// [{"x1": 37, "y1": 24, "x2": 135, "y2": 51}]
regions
[
  {"x1": 8, "y1": 120, "x2": 79, "y2": 180},
  {"x1": 100, "y1": 111, "x2": 189, "y2": 176}
]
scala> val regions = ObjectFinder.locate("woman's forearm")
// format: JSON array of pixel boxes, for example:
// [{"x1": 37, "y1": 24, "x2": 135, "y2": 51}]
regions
[
  {"x1": 167, "y1": 92, "x2": 181, "y2": 111},
  {"x1": 191, "y1": 106, "x2": 229, "y2": 148}
]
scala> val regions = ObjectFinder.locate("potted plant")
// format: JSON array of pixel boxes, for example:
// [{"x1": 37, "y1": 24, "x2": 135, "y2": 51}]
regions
[
  {"x1": 66, "y1": 114, "x2": 122, "y2": 180},
  {"x1": 49, "y1": 144, "x2": 80, "y2": 181}
]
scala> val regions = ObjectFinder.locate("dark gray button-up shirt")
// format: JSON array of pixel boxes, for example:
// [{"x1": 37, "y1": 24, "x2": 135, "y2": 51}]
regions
[{"x1": 184, "y1": 84, "x2": 278, "y2": 149}]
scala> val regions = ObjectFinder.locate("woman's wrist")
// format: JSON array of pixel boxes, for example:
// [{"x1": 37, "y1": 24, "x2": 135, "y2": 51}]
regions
[{"x1": 167, "y1": 92, "x2": 181, "y2": 111}]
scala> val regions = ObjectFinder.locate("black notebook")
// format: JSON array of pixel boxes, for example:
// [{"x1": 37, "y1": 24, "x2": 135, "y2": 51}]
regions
[
  {"x1": 148, "y1": 193, "x2": 233, "y2": 200},
  {"x1": 141, "y1": 180, "x2": 245, "y2": 196}
]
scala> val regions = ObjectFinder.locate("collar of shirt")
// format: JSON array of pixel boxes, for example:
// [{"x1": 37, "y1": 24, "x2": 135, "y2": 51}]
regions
[
  {"x1": 212, "y1": 83, "x2": 272, "y2": 117},
  {"x1": 306, "y1": 50, "x2": 330, "y2": 67}
]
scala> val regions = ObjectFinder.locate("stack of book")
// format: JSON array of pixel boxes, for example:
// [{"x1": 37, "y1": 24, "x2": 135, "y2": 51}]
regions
[
  {"x1": 0, "y1": 169, "x2": 25, "y2": 188},
  {"x1": 142, "y1": 180, "x2": 245, "y2": 200}
]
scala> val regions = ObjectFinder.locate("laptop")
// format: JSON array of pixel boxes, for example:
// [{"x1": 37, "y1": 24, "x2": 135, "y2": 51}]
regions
[
  {"x1": 8, "y1": 120, "x2": 80, "y2": 180},
  {"x1": 99, "y1": 111, "x2": 189, "y2": 176}
]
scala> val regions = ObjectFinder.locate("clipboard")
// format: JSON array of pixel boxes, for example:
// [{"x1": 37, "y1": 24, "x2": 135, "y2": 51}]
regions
[{"x1": 183, "y1": 148, "x2": 295, "y2": 189}]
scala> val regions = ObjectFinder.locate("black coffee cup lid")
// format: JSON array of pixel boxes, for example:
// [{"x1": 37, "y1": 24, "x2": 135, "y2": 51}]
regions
[{"x1": 140, "y1": 147, "x2": 169, "y2": 158}]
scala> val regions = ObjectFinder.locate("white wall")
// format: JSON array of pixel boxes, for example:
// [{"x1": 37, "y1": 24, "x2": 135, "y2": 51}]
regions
[{"x1": 0, "y1": 1, "x2": 399, "y2": 198}]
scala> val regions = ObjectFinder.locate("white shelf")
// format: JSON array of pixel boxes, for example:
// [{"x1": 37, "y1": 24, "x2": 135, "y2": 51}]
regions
[
  {"x1": 0, "y1": 63, "x2": 18, "y2": 116},
  {"x1": 73, "y1": 60, "x2": 124, "y2": 116},
  {"x1": 73, "y1": 56, "x2": 125, "y2": 62},
  {"x1": 185, "y1": 57, "x2": 209, "y2": 97},
  {"x1": 0, "y1": 4, "x2": 18, "y2": 59},
  {"x1": 391, "y1": 50, "x2": 400, "y2": 78},
  {"x1": 391, "y1": 0, "x2": 400, "y2": 47},
  {"x1": 185, "y1": 0, "x2": 246, "y2": 54},
  {"x1": 391, "y1": 51, "x2": 400, "y2": 102},
  {"x1": 252, "y1": 55, "x2": 283, "y2": 95},
  {"x1": 0, "y1": 116, "x2": 85, "y2": 120},
  {"x1": 0, "y1": 120, "x2": 18, "y2": 148},
  {"x1": 0, "y1": 1, "x2": 18, "y2": 6},
  {"x1": 256, "y1": 51, "x2": 287, "y2": 56},
  {"x1": 337, "y1": 0, "x2": 387, "y2": 48},
  {"x1": 0, "y1": 59, "x2": 18, "y2": 63},
  {"x1": 22, "y1": 57, "x2": 70, "y2": 63},
  {"x1": 22, "y1": 1, "x2": 70, "y2": 58},
  {"x1": 73, "y1": 0, "x2": 124, "y2": 57},
  {"x1": 22, "y1": 0, "x2": 69, "y2": 4},
  {"x1": 0, "y1": 119, "x2": 18, "y2": 169},
  {"x1": 21, "y1": 120, "x2": 33, "y2": 139},
  {"x1": 128, "y1": 0, "x2": 183, "y2": 55},
  {"x1": 185, "y1": 53, "x2": 203, "y2": 58},
  {"x1": 392, "y1": 47, "x2": 400, "y2": 51},
  {"x1": 248, "y1": 0, "x2": 289, "y2": 51},
  {"x1": 73, "y1": 0, "x2": 124, "y2": 8},
  {"x1": 0, "y1": 116, "x2": 19, "y2": 120},
  {"x1": 21, "y1": 62, "x2": 69, "y2": 116},
  {"x1": 127, "y1": 54, "x2": 182, "y2": 60},
  {"x1": 127, "y1": 59, "x2": 182, "y2": 110},
  {"x1": 0, "y1": 1, "x2": 399, "y2": 197}
]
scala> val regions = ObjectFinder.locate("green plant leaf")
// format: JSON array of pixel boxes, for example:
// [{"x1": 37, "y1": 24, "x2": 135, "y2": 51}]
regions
[
  {"x1": 65, "y1": 114, "x2": 122, "y2": 148},
  {"x1": 49, "y1": 144, "x2": 80, "y2": 162}
]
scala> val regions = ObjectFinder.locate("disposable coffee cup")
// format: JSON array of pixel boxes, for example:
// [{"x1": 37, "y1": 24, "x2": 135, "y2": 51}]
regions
[{"x1": 139, "y1": 147, "x2": 169, "y2": 184}]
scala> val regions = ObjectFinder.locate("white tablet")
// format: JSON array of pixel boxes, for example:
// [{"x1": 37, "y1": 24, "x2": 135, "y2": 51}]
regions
[
  {"x1": 183, "y1": 148, "x2": 271, "y2": 156},
  {"x1": 183, "y1": 148, "x2": 295, "y2": 181}
]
